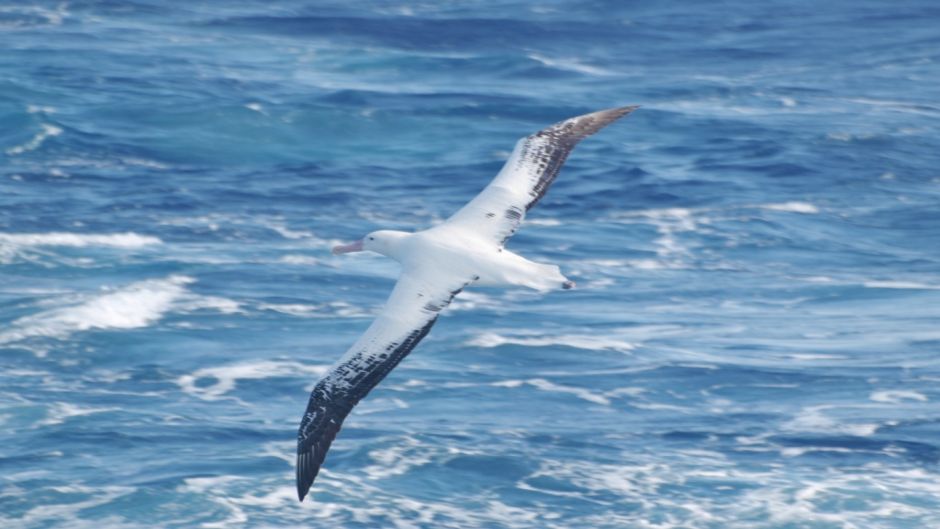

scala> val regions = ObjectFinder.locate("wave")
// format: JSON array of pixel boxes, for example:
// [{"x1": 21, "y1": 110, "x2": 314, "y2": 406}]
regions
[
  {"x1": 0, "y1": 232, "x2": 162, "y2": 249},
  {"x1": 491, "y1": 378, "x2": 611, "y2": 405},
  {"x1": 0, "y1": 276, "x2": 238, "y2": 352},
  {"x1": 0, "y1": 5, "x2": 68, "y2": 29},
  {"x1": 864, "y1": 280, "x2": 940, "y2": 290},
  {"x1": 467, "y1": 331, "x2": 636, "y2": 353},
  {"x1": 0, "y1": 231, "x2": 162, "y2": 264},
  {"x1": 759, "y1": 201, "x2": 819, "y2": 214},
  {"x1": 5, "y1": 123, "x2": 62, "y2": 155},
  {"x1": 526, "y1": 54, "x2": 612, "y2": 76},
  {"x1": 870, "y1": 390, "x2": 928, "y2": 403},
  {"x1": 177, "y1": 360, "x2": 329, "y2": 400},
  {"x1": 783, "y1": 405, "x2": 882, "y2": 437},
  {"x1": 36, "y1": 402, "x2": 117, "y2": 427}
]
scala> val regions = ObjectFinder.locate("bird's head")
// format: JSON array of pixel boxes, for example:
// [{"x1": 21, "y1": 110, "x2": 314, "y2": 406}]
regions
[{"x1": 332, "y1": 230, "x2": 409, "y2": 259}]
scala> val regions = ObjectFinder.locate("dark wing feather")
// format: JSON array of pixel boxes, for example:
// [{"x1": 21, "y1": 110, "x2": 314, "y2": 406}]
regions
[
  {"x1": 296, "y1": 271, "x2": 469, "y2": 501},
  {"x1": 444, "y1": 105, "x2": 638, "y2": 246}
]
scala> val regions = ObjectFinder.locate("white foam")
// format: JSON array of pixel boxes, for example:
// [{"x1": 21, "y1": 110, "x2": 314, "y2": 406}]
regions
[
  {"x1": 0, "y1": 5, "x2": 68, "y2": 28},
  {"x1": 329, "y1": 301, "x2": 372, "y2": 318},
  {"x1": 162, "y1": 451, "x2": 940, "y2": 529},
  {"x1": 784, "y1": 405, "x2": 880, "y2": 437},
  {"x1": 781, "y1": 446, "x2": 857, "y2": 458},
  {"x1": 449, "y1": 291, "x2": 505, "y2": 312},
  {"x1": 760, "y1": 201, "x2": 819, "y2": 214},
  {"x1": 612, "y1": 207, "x2": 699, "y2": 267},
  {"x1": 783, "y1": 353, "x2": 847, "y2": 361},
  {"x1": 491, "y1": 378, "x2": 610, "y2": 405},
  {"x1": 467, "y1": 331, "x2": 635, "y2": 353},
  {"x1": 0, "y1": 276, "x2": 194, "y2": 346},
  {"x1": 527, "y1": 54, "x2": 612, "y2": 76},
  {"x1": 524, "y1": 218, "x2": 562, "y2": 227},
  {"x1": 844, "y1": 97, "x2": 940, "y2": 116},
  {"x1": 244, "y1": 102, "x2": 266, "y2": 114},
  {"x1": 363, "y1": 436, "x2": 435, "y2": 480},
  {"x1": 265, "y1": 223, "x2": 316, "y2": 240},
  {"x1": 0, "y1": 231, "x2": 161, "y2": 264},
  {"x1": 27, "y1": 105, "x2": 57, "y2": 114},
  {"x1": 0, "y1": 231, "x2": 161, "y2": 248},
  {"x1": 8, "y1": 485, "x2": 134, "y2": 528},
  {"x1": 621, "y1": 259, "x2": 664, "y2": 270},
  {"x1": 0, "y1": 276, "x2": 240, "y2": 350},
  {"x1": 119, "y1": 157, "x2": 169, "y2": 169},
  {"x1": 37, "y1": 402, "x2": 117, "y2": 427},
  {"x1": 870, "y1": 390, "x2": 928, "y2": 403},
  {"x1": 182, "y1": 475, "x2": 246, "y2": 494},
  {"x1": 278, "y1": 254, "x2": 320, "y2": 266},
  {"x1": 176, "y1": 294, "x2": 242, "y2": 315},
  {"x1": 5, "y1": 123, "x2": 62, "y2": 155},
  {"x1": 864, "y1": 281, "x2": 940, "y2": 290},
  {"x1": 177, "y1": 360, "x2": 329, "y2": 400},
  {"x1": 257, "y1": 303, "x2": 322, "y2": 317}
]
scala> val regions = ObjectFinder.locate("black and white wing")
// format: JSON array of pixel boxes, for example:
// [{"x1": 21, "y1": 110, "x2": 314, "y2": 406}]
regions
[
  {"x1": 296, "y1": 269, "x2": 471, "y2": 501},
  {"x1": 444, "y1": 105, "x2": 638, "y2": 246}
]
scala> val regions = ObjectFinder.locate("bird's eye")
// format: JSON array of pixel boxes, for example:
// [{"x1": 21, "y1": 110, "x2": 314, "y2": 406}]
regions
[{"x1": 368, "y1": 237, "x2": 374, "y2": 241}]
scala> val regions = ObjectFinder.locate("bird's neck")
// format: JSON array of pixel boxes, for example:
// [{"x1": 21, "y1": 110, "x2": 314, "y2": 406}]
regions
[{"x1": 375, "y1": 230, "x2": 411, "y2": 262}]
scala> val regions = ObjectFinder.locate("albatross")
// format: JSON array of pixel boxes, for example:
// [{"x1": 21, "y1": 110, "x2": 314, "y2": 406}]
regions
[{"x1": 296, "y1": 105, "x2": 638, "y2": 501}]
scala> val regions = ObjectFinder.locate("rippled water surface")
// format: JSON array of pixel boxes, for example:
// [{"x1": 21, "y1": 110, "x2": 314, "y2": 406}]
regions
[{"x1": 2, "y1": 1, "x2": 940, "y2": 528}]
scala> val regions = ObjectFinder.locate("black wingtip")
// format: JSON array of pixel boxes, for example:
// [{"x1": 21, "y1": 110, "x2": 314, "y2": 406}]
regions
[
  {"x1": 296, "y1": 451, "x2": 308, "y2": 502},
  {"x1": 585, "y1": 104, "x2": 640, "y2": 125},
  {"x1": 296, "y1": 448, "x2": 317, "y2": 502},
  {"x1": 538, "y1": 104, "x2": 640, "y2": 144}
]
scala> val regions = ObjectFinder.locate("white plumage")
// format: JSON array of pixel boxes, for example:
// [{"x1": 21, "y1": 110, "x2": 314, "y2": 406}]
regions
[{"x1": 296, "y1": 106, "x2": 638, "y2": 501}]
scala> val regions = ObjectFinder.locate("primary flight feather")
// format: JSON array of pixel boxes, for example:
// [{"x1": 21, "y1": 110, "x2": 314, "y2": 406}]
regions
[{"x1": 296, "y1": 106, "x2": 638, "y2": 501}]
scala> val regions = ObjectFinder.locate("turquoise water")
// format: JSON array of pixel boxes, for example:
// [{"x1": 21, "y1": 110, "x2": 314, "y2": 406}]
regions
[{"x1": 2, "y1": 1, "x2": 940, "y2": 527}]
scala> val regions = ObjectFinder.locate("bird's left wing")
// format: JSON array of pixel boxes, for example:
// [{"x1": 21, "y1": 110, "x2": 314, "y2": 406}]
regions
[{"x1": 296, "y1": 269, "x2": 472, "y2": 501}]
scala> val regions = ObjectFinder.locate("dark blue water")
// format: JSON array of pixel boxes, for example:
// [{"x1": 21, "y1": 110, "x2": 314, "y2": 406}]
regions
[{"x1": 2, "y1": 1, "x2": 939, "y2": 527}]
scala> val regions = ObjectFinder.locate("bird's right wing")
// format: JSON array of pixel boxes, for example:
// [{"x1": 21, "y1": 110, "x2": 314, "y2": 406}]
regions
[
  {"x1": 296, "y1": 269, "x2": 472, "y2": 501},
  {"x1": 443, "y1": 106, "x2": 638, "y2": 246}
]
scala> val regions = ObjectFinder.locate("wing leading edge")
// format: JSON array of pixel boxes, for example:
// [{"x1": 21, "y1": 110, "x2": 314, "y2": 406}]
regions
[
  {"x1": 296, "y1": 271, "x2": 471, "y2": 501},
  {"x1": 445, "y1": 105, "x2": 638, "y2": 246}
]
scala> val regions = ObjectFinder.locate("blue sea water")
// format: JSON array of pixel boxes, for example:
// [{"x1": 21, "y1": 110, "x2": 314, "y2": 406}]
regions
[{"x1": 2, "y1": 1, "x2": 940, "y2": 527}]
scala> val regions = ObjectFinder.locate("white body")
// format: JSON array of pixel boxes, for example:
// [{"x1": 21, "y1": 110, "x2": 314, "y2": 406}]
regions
[{"x1": 381, "y1": 226, "x2": 569, "y2": 292}]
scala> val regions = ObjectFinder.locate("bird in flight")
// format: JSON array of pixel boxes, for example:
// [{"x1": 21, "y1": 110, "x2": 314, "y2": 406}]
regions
[{"x1": 296, "y1": 106, "x2": 638, "y2": 501}]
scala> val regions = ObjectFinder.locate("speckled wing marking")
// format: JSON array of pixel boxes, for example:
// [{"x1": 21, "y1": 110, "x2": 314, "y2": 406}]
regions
[
  {"x1": 296, "y1": 271, "x2": 471, "y2": 501},
  {"x1": 446, "y1": 106, "x2": 638, "y2": 246}
]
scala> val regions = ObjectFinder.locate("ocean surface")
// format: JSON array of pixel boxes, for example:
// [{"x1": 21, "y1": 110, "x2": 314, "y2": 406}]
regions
[{"x1": 2, "y1": 1, "x2": 940, "y2": 527}]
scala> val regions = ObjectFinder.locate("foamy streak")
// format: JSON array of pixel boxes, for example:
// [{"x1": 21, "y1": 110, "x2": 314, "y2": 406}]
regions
[
  {"x1": 600, "y1": 201, "x2": 821, "y2": 270},
  {"x1": 870, "y1": 390, "x2": 928, "y2": 403},
  {"x1": 0, "y1": 232, "x2": 162, "y2": 248},
  {"x1": 784, "y1": 405, "x2": 880, "y2": 437},
  {"x1": 0, "y1": 276, "x2": 238, "y2": 349},
  {"x1": 362, "y1": 437, "x2": 436, "y2": 479},
  {"x1": 172, "y1": 445, "x2": 940, "y2": 529},
  {"x1": 0, "y1": 5, "x2": 68, "y2": 28},
  {"x1": 492, "y1": 378, "x2": 611, "y2": 405},
  {"x1": 759, "y1": 202, "x2": 819, "y2": 214},
  {"x1": 864, "y1": 281, "x2": 940, "y2": 290},
  {"x1": 5, "y1": 123, "x2": 62, "y2": 155},
  {"x1": 468, "y1": 331, "x2": 635, "y2": 353},
  {"x1": 178, "y1": 360, "x2": 330, "y2": 400},
  {"x1": 527, "y1": 54, "x2": 612, "y2": 76},
  {"x1": 613, "y1": 201, "x2": 819, "y2": 222},
  {"x1": 37, "y1": 403, "x2": 117, "y2": 427}
]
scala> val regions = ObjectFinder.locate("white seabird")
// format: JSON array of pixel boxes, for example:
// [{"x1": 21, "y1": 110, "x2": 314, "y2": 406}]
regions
[{"x1": 296, "y1": 106, "x2": 638, "y2": 500}]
